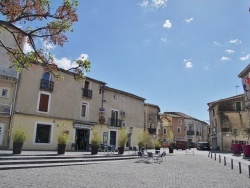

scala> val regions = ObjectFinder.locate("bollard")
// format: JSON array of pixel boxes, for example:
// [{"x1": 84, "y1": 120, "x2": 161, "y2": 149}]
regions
[
  {"x1": 208, "y1": 151, "x2": 210, "y2": 157},
  {"x1": 211, "y1": 152, "x2": 212, "y2": 159},
  {"x1": 215, "y1": 153, "x2": 216, "y2": 161},
  {"x1": 231, "y1": 159, "x2": 233, "y2": 169},
  {"x1": 224, "y1": 156, "x2": 226, "y2": 165},
  {"x1": 239, "y1": 162, "x2": 242, "y2": 174},
  {"x1": 219, "y1": 155, "x2": 221, "y2": 163},
  {"x1": 249, "y1": 165, "x2": 250, "y2": 178}
]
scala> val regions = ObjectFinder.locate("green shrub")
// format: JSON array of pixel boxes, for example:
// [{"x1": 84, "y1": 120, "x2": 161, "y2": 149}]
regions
[
  {"x1": 118, "y1": 128, "x2": 127, "y2": 147},
  {"x1": 11, "y1": 126, "x2": 27, "y2": 143},
  {"x1": 91, "y1": 131, "x2": 102, "y2": 147}
]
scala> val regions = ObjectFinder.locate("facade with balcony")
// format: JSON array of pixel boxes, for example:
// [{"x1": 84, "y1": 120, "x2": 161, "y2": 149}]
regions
[
  {"x1": 207, "y1": 94, "x2": 247, "y2": 151},
  {"x1": 10, "y1": 65, "x2": 146, "y2": 150}
]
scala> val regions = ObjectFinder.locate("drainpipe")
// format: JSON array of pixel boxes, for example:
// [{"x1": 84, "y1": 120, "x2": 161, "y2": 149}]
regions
[{"x1": 8, "y1": 72, "x2": 19, "y2": 149}]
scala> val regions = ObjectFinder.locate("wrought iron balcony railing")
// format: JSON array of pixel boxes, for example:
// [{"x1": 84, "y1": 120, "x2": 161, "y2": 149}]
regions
[
  {"x1": 108, "y1": 118, "x2": 122, "y2": 127},
  {"x1": 148, "y1": 128, "x2": 156, "y2": 134},
  {"x1": 187, "y1": 130, "x2": 195, "y2": 135},
  {"x1": 82, "y1": 88, "x2": 92, "y2": 98},
  {"x1": 40, "y1": 79, "x2": 54, "y2": 92},
  {"x1": 0, "y1": 103, "x2": 12, "y2": 116}
]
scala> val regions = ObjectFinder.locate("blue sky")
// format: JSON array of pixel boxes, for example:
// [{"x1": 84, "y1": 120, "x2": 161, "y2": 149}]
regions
[{"x1": 23, "y1": 1, "x2": 250, "y2": 121}]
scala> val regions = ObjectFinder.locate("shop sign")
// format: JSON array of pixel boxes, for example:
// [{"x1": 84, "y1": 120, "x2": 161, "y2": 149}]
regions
[{"x1": 74, "y1": 124, "x2": 93, "y2": 129}]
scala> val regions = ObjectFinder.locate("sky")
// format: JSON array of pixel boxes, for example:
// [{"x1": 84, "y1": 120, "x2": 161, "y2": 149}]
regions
[{"x1": 12, "y1": 0, "x2": 250, "y2": 122}]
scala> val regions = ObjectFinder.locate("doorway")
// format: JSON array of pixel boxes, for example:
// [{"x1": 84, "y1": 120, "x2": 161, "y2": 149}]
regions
[
  {"x1": 0, "y1": 123, "x2": 4, "y2": 145},
  {"x1": 110, "y1": 131, "x2": 117, "y2": 146},
  {"x1": 75, "y1": 129, "x2": 90, "y2": 151}
]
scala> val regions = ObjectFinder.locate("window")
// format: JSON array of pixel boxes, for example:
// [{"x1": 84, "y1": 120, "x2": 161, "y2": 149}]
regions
[
  {"x1": 163, "y1": 128, "x2": 167, "y2": 134},
  {"x1": 37, "y1": 92, "x2": 50, "y2": 113},
  {"x1": 0, "y1": 87, "x2": 10, "y2": 98},
  {"x1": 35, "y1": 123, "x2": 52, "y2": 144},
  {"x1": 212, "y1": 109, "x2": 215, "y2": 116},
  {"x1": 177, "y1": 127, "x2": 181, "y2": 134},
  {"x1": 236, "y1": 102, "x2": 241, "y2": 111},
  {"x1": 113, "y1": 94, "x2": 117, "y2": 101},
  {"x1": 178, "y1": 120, "x2": 182, "y2": 125},
  {"x1": 81, "y1": 101, "x2": 88, "y2": 118}
]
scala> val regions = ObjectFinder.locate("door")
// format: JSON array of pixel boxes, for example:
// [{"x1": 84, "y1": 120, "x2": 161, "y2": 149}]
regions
[
  {"x1": 111, "y1": 110, "x2": 118, "y2": 126},
  {"x1": 76, "y1": 129, "x2": 90, "y2": 150},
  {"x1": 0, "y1": 123, "x2": 4, "y2": 145},
  {"x1": 110, "y1": 131, "x2": 117, "y2": 146}
]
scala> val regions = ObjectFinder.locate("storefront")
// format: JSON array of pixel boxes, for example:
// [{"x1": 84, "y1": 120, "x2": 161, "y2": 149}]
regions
[{"x1": 74, "y1": 123, "x2": 93, "y2": 151}]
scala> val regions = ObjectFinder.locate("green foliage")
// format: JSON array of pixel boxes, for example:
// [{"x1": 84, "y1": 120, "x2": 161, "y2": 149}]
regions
[
  {"x1": 242, "y1": 127, "x2": 250, "y2": 142},
  {"x1": 151, "y1": 139, "x2": 161, "y2": 148},
  {"x1": 138, "y1": 131, "x2": 149, "y2": 148},
  {"x1": 91, "y1": 131, "x2": 101, "y2": 147},
  {"x1": 231, "y1": 128, "x2": 239, "y2": 141},
  {"x1": 57, "y1": 123, "x2": 69, "y2": 145},
  {"x1": 11, "y1": 126, "x2": 28, "y2": 143},
  {"x1": 118, "y1": 128, "x2": 127, "y2": 147}
]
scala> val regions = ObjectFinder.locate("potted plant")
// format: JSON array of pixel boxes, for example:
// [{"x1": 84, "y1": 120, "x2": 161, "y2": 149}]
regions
[
  {"x1": 137, "y1": 132, "x2": 149, "y2": 151},
  {"x1": 166, "y1": 129, "x2": 174, "y2": 153},
  {"x1": 57, "y1": 123, "x2": 69, "y2": 154},
  {"x1": 152, "y1": 139, "x2": 161, "y2": 153},
  {"x1": 118, "y1": 128, "x2": 127, "y2": 154},
  {"x1": 231, "y1": 128, "x2": 241, "y2": 155},
  {"x1": 91, "y1": 131, "x2": 101, "y2": 155},
  {"x1": 11, "y1": 126, "x2": 28, "y2": 154},
  {"x1": 242, "y1": 127, "x2": 250, "y2": 158}
]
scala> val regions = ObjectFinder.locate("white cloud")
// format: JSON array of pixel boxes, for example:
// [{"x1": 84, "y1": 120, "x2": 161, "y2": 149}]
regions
[
  {"x1": 53, "y1": 54, "x2": 89, "y2": 70},
  {"x1": 161, "y1": 38, "x2": 167, "y2": 42},
  {"x1": 184, "y1": 59, "x2": 192, "y2": 68},
  {"x1": 139, "y1": 0, "x2": 167, "y2": 8},
  {"x1": 240, "y1": 54, "x2": 250, "y2": 61},
  {"x1": 23, "y1": 41, "x2": 33, "y2": 53},
  {"x1": 185, "y1": 18, "x2": 193, "y2": 23},
  {"x1": 220, "y1": 56, "x2": 231, "y2": 61},
  {"x1": 213, "y1": 41, "x2": 221, "y2": 46},
  {"x1": 163, "y1": 20, "x2": 171, "y2": 29},
  {"x1": 229, "y1": 39, "x2": 242, "y2": 44},
  {"x1": 225, "y1": 49, "x2": 234, "y2": 54}
]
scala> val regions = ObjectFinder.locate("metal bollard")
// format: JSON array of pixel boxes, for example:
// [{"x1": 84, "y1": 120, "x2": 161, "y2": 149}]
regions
[
  {"x1": 208, "y1": 151, "x2": 210, "y2": 157},
  {"x1": 231, "y1": 159, "x2": 233, "y2": 169},
  {"x1": 219, "y1": 155, "x2": 221, "y2": 163},
  {"x1": 215, "y1": 153, "x2": 216, "y2": 161},
  {"x1": 224, "y1": 156, "x2": 226, "y2": 165},
  {"x1": 239, "y1": 162, "x2": 242, "y2": 174},
  {"x1": 211, "y1": 152, "x2": 212, "y2": 159}
]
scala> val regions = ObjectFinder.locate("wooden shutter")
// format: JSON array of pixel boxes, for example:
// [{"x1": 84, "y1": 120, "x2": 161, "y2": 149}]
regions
[{"x1": 39, "y1": 94, "x2": 49, "y2": 112}]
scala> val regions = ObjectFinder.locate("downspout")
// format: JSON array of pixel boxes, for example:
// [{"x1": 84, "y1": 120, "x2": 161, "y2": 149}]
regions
[{"x1": 8, "y1": 72, "x2": 19, "y2": 149}]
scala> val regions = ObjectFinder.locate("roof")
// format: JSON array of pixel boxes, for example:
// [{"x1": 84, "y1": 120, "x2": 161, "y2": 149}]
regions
[
  {"x1": 207, "y1": 94, "x2": 244, "y2": 106},
  {"x1": 238, "y1": 64, "x2": 250, "y2": 78},
  {"x1": 144, "y1": 103, "x2": 161, "y2": 112},
  {"x1": 105, "y1": 86, "x2": 146, "y2": 101}
]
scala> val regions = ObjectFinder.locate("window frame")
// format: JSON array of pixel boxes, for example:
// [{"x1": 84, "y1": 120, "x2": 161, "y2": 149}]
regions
[
  {"x1": 178, "y1": 120, "x2": 182, "y2": 125},
  {"x1": 80, "y1": 101, "x2": 89, "y2": 119},
  {"x1": 235, "y1": 102, "x2": 242, "y2": 111},
  {"x1": 33, "y1": 122, "x2": 54, "y2": 145},
  {"x1": 177, "y1": 126, "x2": 181, "y2": 134},
  {"x1": 37, "y1": 91, "x2": 51, "y2": 113},
  {"x1": 0, "y1": 87, "x2": 10, "y2": 98}
]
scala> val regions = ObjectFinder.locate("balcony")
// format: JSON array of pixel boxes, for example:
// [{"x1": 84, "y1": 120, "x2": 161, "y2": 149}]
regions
[
  {"x1": 148, "y1": 128, "x2": 156, "y2": 134},
  {"x1": 0, "y1": 65, "x2": 18, "y2": 80},
  {"x1": 196, "y1": 131, "x2": 201, "y2": 136},
  {"x1": 108, "y1": 118, "x2": 122, "y2": 127},
  {"x1": 40, "y1": 79, "x2": 54, "y2": 92},
  {"x1": 0, "y1": 103, "x2": 12, "y2": 116},
  {"x1": 187, "y1": 130, "x2": 195, "y2": 135},
  {"x1": 82, "y1": 88, "x2": 92, "y2": 98}
]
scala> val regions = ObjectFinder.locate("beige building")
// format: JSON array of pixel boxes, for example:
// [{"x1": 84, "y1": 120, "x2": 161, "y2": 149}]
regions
[
  {"x1": 0, "y1": 24, "x2": 23, "y2": 149},
  {"x1": 207, "y1": 94, "x2": 247, "y2": 151},
  {"x1": 10, "y1": 65, "x2": 146, "y2": 151}
]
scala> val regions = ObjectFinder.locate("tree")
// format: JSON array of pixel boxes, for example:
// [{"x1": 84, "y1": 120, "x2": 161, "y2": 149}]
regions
[{"x1": 0, "y1": 0, "x2": 90, "y2": 80}]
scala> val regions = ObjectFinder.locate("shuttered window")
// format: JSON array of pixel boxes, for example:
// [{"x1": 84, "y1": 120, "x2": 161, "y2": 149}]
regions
[{"x1": 38, "y1": 93, "x2": 50, "y2": 112}]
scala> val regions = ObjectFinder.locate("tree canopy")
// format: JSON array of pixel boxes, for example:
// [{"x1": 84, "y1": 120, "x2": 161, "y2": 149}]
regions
[{"x1": 0, "y1": 0, "x2": 90, "y2": 80}]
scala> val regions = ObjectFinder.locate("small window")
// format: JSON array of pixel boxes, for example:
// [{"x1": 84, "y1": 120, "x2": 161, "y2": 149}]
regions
[
  {"x1": 37, "y1": 92, "x2": 50, "y2": 113},
  {"x1": 113, "y1": 94, "x2": 117, "y2": 101},
  {"x1": 212, "y1": 109, "x2": 215, "y2": 116},
  {"x1": 236, "y1": 102, "x2": 241, "y2": 111},
  {"x1": 0, "y1": 87, "x2": 10, "y2": 98},
  {"x1": 177, "y1": 127, "x2": 181, "y2": 134},
  {"x1": 81, "y1": 102, "x2": 88, "y2": 118},
  {"x1": 35, "y1": 123, "x2": 52, "y2": 144},
  {"x1": 2, "y1": 89, "x2": 7, "y2": 97},
  {"x1": 163, "y1": 129, "x2": 167, "y2": 134},
  {"x1": 178, "y1": 120, "x2": 182, "y2": 125}
]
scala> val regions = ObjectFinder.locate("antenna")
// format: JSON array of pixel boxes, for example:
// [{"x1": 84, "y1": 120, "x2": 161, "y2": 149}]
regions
[{"x1": 235, "y1": 85, "x2": 239, "y2": 95}]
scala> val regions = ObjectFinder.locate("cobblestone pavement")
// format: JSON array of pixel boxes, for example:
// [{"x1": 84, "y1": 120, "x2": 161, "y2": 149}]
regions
[{"x1": 0, "y1": 150, "x2": 250, "y2": 188}]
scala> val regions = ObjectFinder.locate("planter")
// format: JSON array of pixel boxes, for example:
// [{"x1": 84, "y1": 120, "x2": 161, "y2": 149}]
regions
[
  {"x1": 58, "y1": 144, "x2": 66, "y2": 154},
  {"x1": 118, "y1": 146, "x2": 124, "y2": 154},
  {"x1": 91, "y1": 145, "x2": 99, "y2": 155},
  {"x1": 155, "y1": 147, "x2": 161, "y2": 154},
  {"x1": 241, "y1": 144, "x2": 250, "y2": 158},
  {"x1": 13, "y1": 142, "x2": 23, "y2": 154},
  {"x1": 169, "y1": 147, "x2": 174, "y2": 153},
  {"x1": 231, "y1": 143, "x2": 241, "y2": 155}
]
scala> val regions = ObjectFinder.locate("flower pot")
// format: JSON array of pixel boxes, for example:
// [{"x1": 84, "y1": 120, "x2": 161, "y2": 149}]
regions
[
  {"x1": 231, "y1": 143, "x2": 241, "y2": 155},
  {"x1": 241, "y1": 144, "x2": 250, "y2": 157},
  {"x1": 13, "y1": 142, "x2": 23, "y2": 154},
  {"x1": 118, "y1": 146, "x2": 124, "y2": 154},
  {"x1": 58, "y1": 144, "x2": 66, "y2": 154},
  {"x1": 155, "y1": 147, "x2": 161, "y2": 154},
  {"x1": 91, "y1": 145, "x2": 99, "y2": 155},
  {"x1": 169, "y1": 147, "x2": 174, "y2": 153}
]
